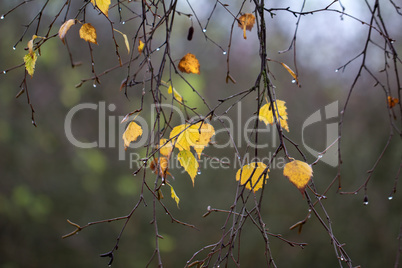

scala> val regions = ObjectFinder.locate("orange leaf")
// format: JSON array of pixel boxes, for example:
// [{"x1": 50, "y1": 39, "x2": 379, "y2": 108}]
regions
[
  {"x1": 283, "y1": 160, "x2": 313, "y2": 195},
  {"x1": 79, "y1": 23, "x2": 98, "y2": 44},
  {"x1": 150, "y1": 157, "x2": 170, "y2": 179},
  {"x1": 122, "y1": 121, "x2": 143, "y2": 150},
  {"x1": 59, "y1": 19, "x2": 76, "y2": 44},
  {"x1": 91, "y1": 0, "x2": 111, "y2": 17},
  {"x1": 236, "y1": 162, "x2": 268, "y2": 192},
  {"x1": 178, "y1": 53, "x2": 200, "y2": 74},
  {"x1": 280, "y1": 62, "x2": 300, "y2": 86},
  {"x1": 388, "y1": 96, "x2": 399, "y2": 108},
  {"x1": 238, "y1": 13, "x2": 255, "y2": 39}
]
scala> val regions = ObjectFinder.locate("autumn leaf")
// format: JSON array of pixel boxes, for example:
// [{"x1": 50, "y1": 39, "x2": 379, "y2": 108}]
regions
[
  {"x1": 138, "y1": 40, "x2": 144, "y2": 54},
  {"x1": 283, "y1": 160, "x2": 313, "y2": 195},
  {"x1": 27, "y1": 35, "x2": 38, "y2": 57},
  {"x1": 169, "y1": 124, "x2": 196, "y2": 151},
  {"x1": 191, "y1": 122, "x2": 215, "y2": 159},
  {"x1": 167, "y1": 183, "x2": 180, "y2": 208},
  {"x1": 150, "y1": 157, "x2": 170, "y2": 179},
  {"x1": 159, "y1": 138, "x2": 173, "y2": 157},
  {"x1": 59, "y1": 19, "x2": 76, "y2": 44},
  {"x1": 122, "y1": 121, "x2": 143, "y2": 150},
  {"x1": 388, "y1": 96, "x2": 399, "y2": 108},
  {"x1": 114, "y1": 29, "x2": 130, "y2": 53},
  {"x1": 168, "y1": 84, "x2": 183, "y2": 102},
  {"x1": 259, "y1": 100, "x2": 289, "y2": 132},
  {"x1": 169, "y1": 122, "x2": 215, "y2": 157},
  {"x1": 24, "y1": 53, "x2": 38, "y2": 77},
  {"x1": 236, "y1": 162, "x2": 268, "y2": 192},
  {"x1": 79, "y1": 23, "x2": 98, "y2": 44},
  {"x1": 178, "y1": 53, "x2": 200, "y2": 74},
  {"x1": 238, "y1": 13, "x2": 256, "y2": 39},
  {"x1": 280, "y1": 62, "x2": 300, "y2": 87},
  {"x1": 178, "y1": 150, "x2": 199, "y2": 186},
  {"x1": 91, "y1": 0, "x2": 110, "y2": 17}
]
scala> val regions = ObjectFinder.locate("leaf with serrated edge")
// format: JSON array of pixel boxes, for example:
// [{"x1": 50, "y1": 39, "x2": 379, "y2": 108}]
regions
[
  {"x1": 122, "y1": 121, "x2": 143, "y2": 150},
  {"x1": 236, "y1": 162, "x2": 268, "y2": 192},
  {"x1": 24, "y1": 53, "x2": 38, "y2": 77},
  {"x1": 178, "y1": 53, "x2": 200, "y2": 74},
  {"x1": 168, "y1": 183, "x2": 180, "y2": 208},
  {"x1": 283, "y1": 160, "x2": 313, "y2": 195},
  {"x1": 259, "y1": 100, "x2": 289, "y2": 132},
  {"x1": 178, "y1": 150, "x2": 199, "y2": 186},
  {"x1": 79, "y1": 23, "x2": 98, "y2": 44}
]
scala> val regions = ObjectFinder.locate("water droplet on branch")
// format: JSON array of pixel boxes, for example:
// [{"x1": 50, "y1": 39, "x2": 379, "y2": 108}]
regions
[
  {"x1": 388, "y1": 195, "x2": 393, "y2": 200},
  {"x1": 291, "y1": 79, "x2": 296, "y2": 83},
  {"x1": 0, "y1": 15, "x2": 4, "y2": 20},
  {"x1": 222, "y1": 51, "x2": 227, "y2": 55},
  {"x1": 202, "y1": 28, "x2": 207, "y2": 33}
]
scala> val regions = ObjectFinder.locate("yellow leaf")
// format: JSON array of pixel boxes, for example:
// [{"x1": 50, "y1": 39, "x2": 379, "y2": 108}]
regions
[
  {"x1": 159, "y1": 138, "x2": 173, "y2": 157},
  {"x1": 169, "y1": 124, "x2": 194, "y2": 151},
  {"x1": 238, "y1": 13, "x2": 256, "y2": 39},
  {"x1": 178, "y1": 53, "x2": 200, "y2": 74},
  {"x1": 280, "y1": 62, "x2": 300, "y2": 86},
  {"x1": 24, "y1": 53, "x2": 38, "y2": 77},
  {"x1": 388, "y1": 96, "x2": 399, "y2": 108},
  {"x1": 168, "y1": 85, "x2": 183, "y2": 102},
  {"x1": 167, "y1": 183, "x2": 180, "y2": 208},
  {"x1": 191, "y1": 122, "x2": 215, "y2": 159},
  {"x1": 259, "y1": 100, "x2": 289, "y2": 132},
  {"x1": 236, "y1": 162, "x2": 268, "y2": 192},
  {"x1": 122, "y1": 121, "x2": 143, "y2": 150},
  {"x1": 283, "y1": 160, "x2": 313, "y2": 195},
  {"x1": 91, "y1": 0, "x2": 111, "y2": 17},
  {"x1": 58, "y1": 19, "x2": 76, "y2": 44},
  {"x1": 138, "y1": 40, "x2": 144, "y2": 54},
  {"x1": 79, "y1": 23, "x2": 98, "y2": 44},
  {"x1": 178, "y1": 150, "x2": 199, "y2": 186}
]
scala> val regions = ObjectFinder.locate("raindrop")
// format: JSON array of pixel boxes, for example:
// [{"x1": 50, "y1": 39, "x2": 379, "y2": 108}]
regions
[
  {"x1": 121, "y1": 21, "x2": 125, "y2": 25},
  {"x1": 133, "y1": 173, "x2": 137, "y2": 176},
  {"x1": 3, "y1": 71, "x2": 6, "y2": 74},
  {"x1": 321, "y1": 195, "x2": 327, "y2": 199},
  {"x1": 93, "y1": 83, "x2": 97, "y2": 88},
  {"x1": 156, "y1": 47, "x2": 160, "y2": 51},
  {"x1": 202, "y1": 28, "x2": 207, "y2": 33},
  {"x1": 340, "y1": 256, "x2": 344, "y2": 261},
  {"x1": 291, "y1": 79, "x2": 296, "y2": 84},
  {"x1": 12, "y1": 46, "x2": 16, "y2": 50},
  {"x1": 390, "y1": 40, "x2": 395, "y2": 44},
  {"x1": 119, "y1": 8, "x2": 122, "y2": 11},
  {"x1": 222, "y1": 51, "x2": 227, "y2": 55},
  {"x1": 388, "y1": 195, "x2": 393, "y2": 200},
  {"x1": 363, "y1": 196, "x2": 369, "y2": 205},
  {"x1": 0, "y1": 15, "x2": 4, "y2": 20},
  {"x1": 335, "y1": 69, "x2": 339, "y2": 73},
  {"x1": 91, "y1": 62, "x2": 94, "y2": 66},
  {"x1": 197, "y1": 171, "x2": 201, "y2": 175}
]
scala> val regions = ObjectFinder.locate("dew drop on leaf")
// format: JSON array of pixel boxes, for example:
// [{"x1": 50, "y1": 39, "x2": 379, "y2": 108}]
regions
[{"x1": 202, "y1": 28, "x2": 207, "y2": 33}]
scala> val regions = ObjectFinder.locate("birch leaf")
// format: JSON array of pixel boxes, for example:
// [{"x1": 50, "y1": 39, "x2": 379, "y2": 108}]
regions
[
  {"x1": 79, "y1": 23, "x2": 98, "y2": 44},
  {"x1": 283, "y1": 160, "x2": 313, "y2": 195},
  {"x1": 24, "y1": 53, "x2": 38, "y2": 77},
  {"x1": 138, "y1": 40, "x2": 144, "y2": 54},
  {"x1": 178, "y1": 53, "x2": 200, "y2": 74},
  {"x1": 59, "y1": 19, "x2": 76, "y2": 44},
  {"x1": 259, "y1": 100, "x2": 289, "y2": 132},
  {"x1": 238, "y1": 13, "x2": 256, "y2": 39},
  {"x1": 122, "y1": 121, "x2": 143, "y2": 150},
  {"x1": 159, "y1": 138, "x2": 173, "y2": 157},
  {"x1": 236, "y1": 162, "x2": 268, "y2": 192},
  {"x1": 191, "y1": 122, "x2": 215, "y2": 159},
  {"x1": 91, "y1": 0, "x2": 111, "y2": 17},
  {"x1": 168, "y1": 183, "x2": 180, "y2": 208},
  {"x1": 178, "y1": 150, "x2": 199, "y2": 186}
]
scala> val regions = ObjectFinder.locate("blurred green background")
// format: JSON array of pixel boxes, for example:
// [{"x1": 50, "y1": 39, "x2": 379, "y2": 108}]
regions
[{"x1": 0, "y1": 0, "x2": 401, "y2": 267}]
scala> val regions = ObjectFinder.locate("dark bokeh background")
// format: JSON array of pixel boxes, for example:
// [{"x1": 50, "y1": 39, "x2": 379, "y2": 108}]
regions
[{"x1": 0, "y1": 0, "x2": 401, "y2": 267}]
